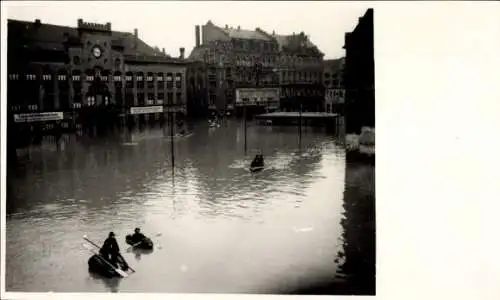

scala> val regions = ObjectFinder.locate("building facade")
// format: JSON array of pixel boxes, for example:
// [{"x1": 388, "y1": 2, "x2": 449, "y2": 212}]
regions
[
  {"x1": 7, "y1": 18, "x2": 189, "y2": 144},
  {"x1": 187, "y1": 21, "x2": 324, "y2": 116},
  {"x1": 235, "y1": 87, "x2": 280, "y2": 114},
  {"x1": 275, "y1": 32, "x2": 325, "y2": 113},
  {"x1": 343, "y1": 9, "x2": 374, "y2": 134},
  {"x1": 323, "y1": 57, "x2": 345, "y2": 114}
]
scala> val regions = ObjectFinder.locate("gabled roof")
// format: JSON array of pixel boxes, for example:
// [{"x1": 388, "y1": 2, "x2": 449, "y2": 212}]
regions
[
  {"x1": 220, "y1": 27, "x2": 269, "y2": 41},
  {"x1": 188, "y1": 45, "x2": 209, "y2": 61},
  {"x1": 208, "y1": 21, "x2": 271, "y2": 41},
  {"x1": 275, "y1": 33, "x2": 323, "y2": 57},
  {"x1": 324, "y1": 58, "x2": 345, "y2": 72},
  {"x1": 7, "y1": 19, "x2": 167, "y2": 57}
]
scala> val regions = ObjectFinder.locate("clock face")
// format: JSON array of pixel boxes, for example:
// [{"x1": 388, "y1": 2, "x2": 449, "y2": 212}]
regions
[{"x1": 92, "y1": 46, "x2": 102, "y2": 58}]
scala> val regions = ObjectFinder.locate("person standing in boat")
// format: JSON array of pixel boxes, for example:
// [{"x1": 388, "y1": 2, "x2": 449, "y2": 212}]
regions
[
  {"x1": 100, "y1": 232, "x2": 121, "y2": 267},
  {"x1": 130, "y1": 227, "x2": 146, "y2": 244}
]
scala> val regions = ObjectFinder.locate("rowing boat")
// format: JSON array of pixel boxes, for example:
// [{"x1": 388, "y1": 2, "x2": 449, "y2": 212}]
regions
[{"x1": 126, "y1": 235, "x2": 154, "y2": 250}]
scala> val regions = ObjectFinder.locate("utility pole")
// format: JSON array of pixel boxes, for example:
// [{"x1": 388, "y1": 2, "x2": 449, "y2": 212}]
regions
[{"x1": 169, "y1": 97, "x2": 175, "y2": 171}]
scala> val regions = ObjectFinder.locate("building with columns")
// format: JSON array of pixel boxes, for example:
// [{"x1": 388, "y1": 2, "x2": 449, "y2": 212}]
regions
[{"x1": 7, "y1": 18, "x2": 189, "y2": 138}]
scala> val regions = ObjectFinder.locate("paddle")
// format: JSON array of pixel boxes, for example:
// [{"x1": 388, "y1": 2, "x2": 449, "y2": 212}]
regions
[
  {"x1": 82, "y1": 235, "x2": 130, "y2": 277},
  {"x1": 126, "y1": 241, "x2": 143, "y2": 252}
]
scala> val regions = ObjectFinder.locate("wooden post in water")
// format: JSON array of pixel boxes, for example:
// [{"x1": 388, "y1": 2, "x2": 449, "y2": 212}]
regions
[
  {"x1": 298, "y1": 101, "x2": 302, "y2": 143},
  {"x1": 170, "y1": 109, "x2": 175, "y2": 170},
  {"x1": 244, "y1": 104, "x2": 247, "y2": 154}
]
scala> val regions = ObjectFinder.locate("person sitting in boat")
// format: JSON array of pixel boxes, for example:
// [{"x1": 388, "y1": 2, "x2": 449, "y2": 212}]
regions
[
  {"x1": 100, "y1": 232, "x2": 121, "y2": 267},
  {"x1": 129, "y1": 227, "x2": 146, "y2": 244},
  {"x1": 251, "y1": 154, "x2": 264, "y2": 168}
]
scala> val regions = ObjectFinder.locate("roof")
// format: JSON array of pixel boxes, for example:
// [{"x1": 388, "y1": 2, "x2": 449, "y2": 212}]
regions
[
  {"x1": 324, "y1": 58, "x2": 345, "y2": 72},
  {"x1": 187, "y1": 45, "x2": 209, "y2": 61},
  {"x1": 220, "y1": 27, "x2": 269, "y2": 41},
  {"x1": 7, "y1": 19, "x2": 168, "y2": 58},
  {"x1": 275, "y1": 34, "x2": 318, "y2": 51}
]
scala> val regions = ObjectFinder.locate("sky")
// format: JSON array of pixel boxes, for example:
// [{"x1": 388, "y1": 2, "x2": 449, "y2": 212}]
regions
[{"x1": 4, "y1": 1, "x2": 370, "y2": 59}]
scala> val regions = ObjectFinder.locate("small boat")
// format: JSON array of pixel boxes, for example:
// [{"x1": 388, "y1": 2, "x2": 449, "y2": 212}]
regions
[
  {"x1": 88, "y1": 253, "x2": 130, "y2": 278},
  {"x1": 126, "y1": 235, "x2": 154, "y2": 250},
  {"x1": 83, "y1": 235, "x2": 134, "y2": 278},
  {"x1": 249, "y1": 166, "x2": 264, "y2": 173}
]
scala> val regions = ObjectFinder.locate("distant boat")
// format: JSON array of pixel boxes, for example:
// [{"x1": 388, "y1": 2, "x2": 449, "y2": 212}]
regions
[
  {"x1": 209, "y1": 122, "x2": 220, "y2": 128},
  {"x1": 249, "y1": 166, "x2": 264, "y2": 173},
  {"x1": 126, "y1": 235, "x2": 154, "y2": 250}
]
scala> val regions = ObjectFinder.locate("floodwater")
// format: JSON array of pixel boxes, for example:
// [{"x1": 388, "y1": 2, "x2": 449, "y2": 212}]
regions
[{"x1": 6, "y1": 119, "x2": 349, "y2": 293}]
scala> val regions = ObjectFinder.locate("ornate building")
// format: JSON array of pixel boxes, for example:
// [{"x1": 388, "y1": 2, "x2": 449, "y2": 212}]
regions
[
  {"x1": 7, "y1": 18, "x2": 189, "y2": 141},
  {"x1": 187, "y1": 21, "x2": 324, "y2": 116},
  {"x1": 323, "y1": 57, "x2": 345, "y2": 114},
  {"x1": 275, "y1": 32, "x2": 325, "y2": 112}
]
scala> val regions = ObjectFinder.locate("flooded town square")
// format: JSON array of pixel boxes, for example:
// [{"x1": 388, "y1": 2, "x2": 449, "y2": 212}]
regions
[
  {"x1": 5, "y1": 120, "x2": 365, "y2": 293},
  {"x1": 4, "y1": 2, "x2": 375, "y2": 295}
]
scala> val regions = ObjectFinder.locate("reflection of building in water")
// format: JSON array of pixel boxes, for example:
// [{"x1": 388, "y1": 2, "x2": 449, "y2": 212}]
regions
[{"x1": 336, "y1": 159, "x2": 375, "y2": 294}]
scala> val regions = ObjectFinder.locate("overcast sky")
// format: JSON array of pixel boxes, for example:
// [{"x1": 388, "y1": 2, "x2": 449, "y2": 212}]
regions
[{"x1": 4, "y1": 1, "x2": 370, "y2": 59}]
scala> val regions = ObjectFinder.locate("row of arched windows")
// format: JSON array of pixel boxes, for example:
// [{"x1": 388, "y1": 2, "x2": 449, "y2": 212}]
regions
[{"x1": 8, "y1": 71, "x2": 183, "y2": 84}]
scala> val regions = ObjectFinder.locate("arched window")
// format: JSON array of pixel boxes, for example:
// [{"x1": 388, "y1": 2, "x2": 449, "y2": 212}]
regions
[
  {"x1": 57, "y1": 70, "x2": 70, "y2": 110},
  {"x1": 125, "y1": 71, "x2": 133, "y2": 88},
  {"x1": 146, "y1": 72, "x2": 154, "y2": 89},
  {"x1": 136, "y1": 72, "x2": 144, "y2": 89}
]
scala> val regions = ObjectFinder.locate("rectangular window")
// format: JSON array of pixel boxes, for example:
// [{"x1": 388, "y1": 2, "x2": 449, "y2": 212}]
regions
[
  {"x1": 166, "y1": 73, "x2": 173, "y2": 88},
  {"x1": 114, "y1": 75, "x2": 121, "y2": 81},
  {"x1": 167, "y1": 92, "x2": 173, "y2": 105},
  {"x1": 147, "y1": 93, "x2": 155, "y2": 105},
  {"x1": 175, "y1": 73, "x2": 182, "y2": 89},
  {"x1": 175, "y1": 92, "x2": 182, "y2": 105},
  {"x1": 125, "y1": 92, "x2": 134, "y2": 106},
  {"x1": 157, "y1": 93, "x2": 164, "y2": 105},
  {"x1": 137, "y1": 75, "x2": 144, "y2": 89}
]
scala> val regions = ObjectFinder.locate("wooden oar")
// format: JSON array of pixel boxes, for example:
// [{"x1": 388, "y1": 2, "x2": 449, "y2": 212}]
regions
[{"x1": 82, "y1": 235, "x2": 129, "y2": 278}]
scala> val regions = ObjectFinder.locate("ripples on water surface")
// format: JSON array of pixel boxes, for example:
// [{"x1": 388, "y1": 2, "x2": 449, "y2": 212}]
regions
[{"x1": 6, "y1": 120, "x2": 347, "y2": 293}]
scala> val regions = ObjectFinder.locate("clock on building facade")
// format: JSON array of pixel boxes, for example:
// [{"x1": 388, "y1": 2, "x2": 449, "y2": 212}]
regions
[{"x1": 91, "y1": 45, "x2": 103, "y2": 58}]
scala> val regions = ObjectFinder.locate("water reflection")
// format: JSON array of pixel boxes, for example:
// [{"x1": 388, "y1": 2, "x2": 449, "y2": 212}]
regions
[
  {"x1": 336, "y1": 157, "x2": 376, "y2": 294},
  {"x1": 88, "y1": 272, "x2": 121, "y2": 293},
  {"x1": 6, "y1": 120, "x2": 349, "y2": 293}
]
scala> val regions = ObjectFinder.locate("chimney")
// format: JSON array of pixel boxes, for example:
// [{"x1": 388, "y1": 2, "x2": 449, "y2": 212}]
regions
[
  {"x1": 77, "y1": 18, "x2": 83, "y2": 27},
  {"x1": 225, "y1": 24, "x2": 228, "y2": 29},
  {"x1": 34, "y1": 19, "x2": 41, "y2": 28},
  {"x1": 179, "y1": 47, "x2": 185, "y2": 59},
  {"x1": 162, "y1": 48, "x2": 166, "y2": 54},
  {"x1": 195, "y1": 25, "x2": 200, "y2": 47},
  {"x1": 272, "y1": 30, "x2": 275, "y2": 35},
  {"x1": 133, "y1": 28, "x2": 138, "y2": 49},
  {"x1": 237, "y1": 25, "x2": 241, "y2": 30}
]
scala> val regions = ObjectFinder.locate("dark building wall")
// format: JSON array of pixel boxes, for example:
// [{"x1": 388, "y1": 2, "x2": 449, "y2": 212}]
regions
[{"x1": 344, "y1": 9, "x2": 374, "y2": 134}]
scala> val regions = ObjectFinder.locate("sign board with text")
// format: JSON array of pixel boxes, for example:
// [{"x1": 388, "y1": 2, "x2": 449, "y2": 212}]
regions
[
  {"x1": 14, "y1": 112, "x2": 64, "y2": 123},
  {"x1": 130, "y1": 106, "x2": 164, "y2": 115}
]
